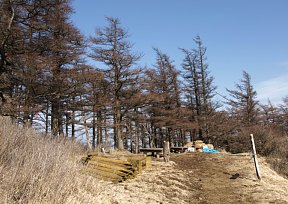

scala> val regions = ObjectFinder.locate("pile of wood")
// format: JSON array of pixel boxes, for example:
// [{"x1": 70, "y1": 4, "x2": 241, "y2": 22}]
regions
[
  {"x1": 195, "y1": 140, "x2": 214, "y2": 151},
  {"x1": 81, "y1": 154, "x2": 151, "y2": 182},
  {"x1": 185, "y1": 140, "x2": 214, "y2": 152}
]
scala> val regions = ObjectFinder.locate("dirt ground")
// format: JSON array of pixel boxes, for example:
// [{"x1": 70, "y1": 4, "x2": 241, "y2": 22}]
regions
[
  {"x1": 67, "y1": 152, "x2": 288, "y2": 204},
  {"x1": 171, "y1": 153, "x2": 288, "y2": 203}
]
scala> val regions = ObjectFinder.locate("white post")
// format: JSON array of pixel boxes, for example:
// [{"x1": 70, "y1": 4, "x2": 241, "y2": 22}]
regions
[
  {"x1": 101, "y1": 147, "x2": 106, "y2": 155},
  {"x1": 250, "y1": 134, "x2": 261, "y2": 180},
  {"x1": 163, "y1": 141, "x2": 170, "y2": 162}
]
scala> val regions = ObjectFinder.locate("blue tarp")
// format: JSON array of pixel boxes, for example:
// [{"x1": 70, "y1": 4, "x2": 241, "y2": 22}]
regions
[{"x1": 203, "y1": 148, "x2": 220, "y2": 153}]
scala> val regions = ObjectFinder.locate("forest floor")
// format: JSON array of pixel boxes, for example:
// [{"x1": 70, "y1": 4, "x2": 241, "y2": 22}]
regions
[{"x1": 67, "y1": 152, "x2": 288, "y2": 204}]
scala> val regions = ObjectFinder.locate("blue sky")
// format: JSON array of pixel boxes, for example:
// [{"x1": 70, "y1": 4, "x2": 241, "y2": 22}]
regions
[{"x1": 71, "y1": 0, "x2": 288, "y2": 105}]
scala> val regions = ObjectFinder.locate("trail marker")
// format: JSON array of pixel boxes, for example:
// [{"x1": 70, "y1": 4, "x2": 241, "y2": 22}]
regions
[{"x1": 250, "y1": 134, "x2": 261, "y2": 180}]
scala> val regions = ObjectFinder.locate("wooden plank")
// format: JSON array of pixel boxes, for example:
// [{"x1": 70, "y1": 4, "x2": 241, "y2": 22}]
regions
[
  {"x1": 87, "y1": 165, "x2": 135, "y2": 178},
  {"x1": 83, "y1": 155, "x2": 150, "y2": 182},
  {"x1": 89, "y1": 167, "x2": 133, "y2": 180},
  {"x1": 128, "y1": 157, "x2": 146, "y2": 168},
  {"x1": 127, "y1": 157, "x2": 146, "y2": 164},
  {"x1": 139, "y1": 148, "x2": 163, "y2": 152},
  {"x1": 88, "y1": 156, "x2": 131, "y2": 165},
  {"x1": 88, "y1": 161, "x2": 132, "y2": 169},
  {"x1": 87, "y1": 161, "x2": 135, "y2": 173},
  {"x1": 91, "y1": 166, "x2": 136, "y2": 181},
  {"x1": 87, "y1": 161, "x2": 135, "y2": 174},
  {"x1": 86, "y1": 168, "x2": 124, "y2": 182},
  {"x1": 126, "y1": 155, "x2": 146, "y2": 161}
]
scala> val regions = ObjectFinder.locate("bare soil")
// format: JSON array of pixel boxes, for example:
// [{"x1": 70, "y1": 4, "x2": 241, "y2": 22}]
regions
[{"x1": 67, "y1": 152, "x2": 288, "y2": 204}]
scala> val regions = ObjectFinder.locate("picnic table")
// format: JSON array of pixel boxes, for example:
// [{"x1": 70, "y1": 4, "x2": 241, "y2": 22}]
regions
[
  {"x1": 139, "y1": 148, "x2": 163, "y2": 158},
  {"x1": 170, "y1": 147, "x2": 188, "y2": 153}
]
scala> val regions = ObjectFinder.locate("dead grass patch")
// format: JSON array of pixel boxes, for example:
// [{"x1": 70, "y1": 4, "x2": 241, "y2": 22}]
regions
[{"x1": 0, "y1": 117, "x2": 87, "y2": 203}]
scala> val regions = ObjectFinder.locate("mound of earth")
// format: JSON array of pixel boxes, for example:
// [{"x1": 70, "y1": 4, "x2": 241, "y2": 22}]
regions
[{"x1": 67, "y1": 152, "x2": 288, "y2": 204}]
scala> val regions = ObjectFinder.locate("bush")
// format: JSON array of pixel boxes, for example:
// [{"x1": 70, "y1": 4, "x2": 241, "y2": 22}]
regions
[
  {"x1": 0, "y1": 117, "x2": 86, "y2": 203},
  {"x1": 224, "y1": 125, "x2": 288, "y2": 177},
  {"x1": 267, "y1": 157, "x2": 288, "y2": 178}
]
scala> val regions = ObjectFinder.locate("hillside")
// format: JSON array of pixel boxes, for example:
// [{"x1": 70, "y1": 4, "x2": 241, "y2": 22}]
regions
[
  {"x1": 67, "y1": 153, "x2": 288, "y2": 204},
  {"x1": 1, "y1": 116, "x2": 287, "y2": 204}
]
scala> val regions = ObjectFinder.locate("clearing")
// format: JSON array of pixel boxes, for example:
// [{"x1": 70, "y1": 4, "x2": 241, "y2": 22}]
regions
[{"x1": 67, "y1": 152, "x2": 288, "y2": 204}]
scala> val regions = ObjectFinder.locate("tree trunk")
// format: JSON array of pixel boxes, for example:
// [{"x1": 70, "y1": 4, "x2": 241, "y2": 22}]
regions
[
  {"x1": 104, "y1": 109, "x2": 109, "y2": 146},
  {"x1": 83, "y1": 112, "x2": 92, "y2": 150},
  {"x1": 115, "y1": 99, "x2": 123, "y2": 150},
  {"x1": 58, "y1": 109, "x2": 64, "y2": 138},
  {"x1": 71, "y1": 109, "x2": 75, "y2": 139},
  {"x1": 92, "y1": 108, "x2": 96, "y2": 149},
  {"x1": 135, "y1": 121, "x2": 140, "y2": 154},
  {"x1": 65, "y1": 112, "x2": 69, "y2": 138},
  {"x1": 51, "y1": 100, "x2": 59, "y2": 137},
  {"x1": 45, "y1": 102, "x2": 49, "y2": 134},
  {"x1": 97, "y1": 110, "x2": 102, "y2": 145}
]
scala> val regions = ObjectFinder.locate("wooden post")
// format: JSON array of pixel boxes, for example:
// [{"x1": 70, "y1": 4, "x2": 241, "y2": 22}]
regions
[
  {"x1": 101, "y1": 147, "x2": 106, "y2": 155},
  {"x1": 250, "y1": 134, "x2": 261, "y2": 180},
  {"x1": 146, "y1": 156, "x2": 151, "y2": 170},
  {"x1": 83, "y1": 115, "x2": 92, "y2": 150},
  {"x1": 136, "y1": 159, "x2": 143, "y2": 174},
  {"x1": 163, "y1": 141, "x2": 170, "y2": 162}
]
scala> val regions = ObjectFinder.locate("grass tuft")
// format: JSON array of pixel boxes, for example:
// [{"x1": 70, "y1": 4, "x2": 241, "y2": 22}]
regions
[{"x1": 0, "y1": 117, "x2": 88, "y2": 203}]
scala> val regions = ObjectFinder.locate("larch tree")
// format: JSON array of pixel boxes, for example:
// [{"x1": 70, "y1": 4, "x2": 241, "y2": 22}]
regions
[
  {"x1": 36, "y1": 0, "x2": 85, "y2": 137},
  {"x1": 181, "y1": 35, "x2": 217, "y2": 142},
  {"x1": 278, "y1": 96, "x2": 288, "y2": 132},
  {"x1": 0, "y1": 0, "x2": 85, "y2": 135},
  {"x1": 0, "y1": 0, "x2": 50, "y2": 121},
  {"x1": 144, "y1": 48, "x2": 182, "y2": 147},
  {"x1": 226, "y1": 70, "x2": 259, "y2": 126},
  {"x1": 89, "y1": 17, "x2": 142, "y2": 149},
  {"x1": 259, "y1": 100, "x2": 279, "y2": 126},
  {"x1": 0, "y1": 0, "x2": 22, "y2": 117}
]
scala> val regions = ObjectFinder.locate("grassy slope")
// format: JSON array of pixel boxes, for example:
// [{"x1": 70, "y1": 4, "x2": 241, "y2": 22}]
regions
[
  {"x1": 1, "y1": 116, "x2": 287, "y2": 203},
  {"x1": 0, "y1": 117, "x2": 87, "y2": 203}
]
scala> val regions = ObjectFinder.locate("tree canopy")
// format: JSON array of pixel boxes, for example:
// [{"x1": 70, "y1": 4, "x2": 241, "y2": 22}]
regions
[{"x1": 1, "y1": 2, "x2": 287, "y2": 154}]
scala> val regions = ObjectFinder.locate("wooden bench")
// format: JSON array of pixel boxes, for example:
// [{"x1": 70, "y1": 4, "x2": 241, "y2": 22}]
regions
[
  {"x1": 139, "y1": 148, "x2": 163, "y2": 158},
  {"x1": 170, "y1": 147, "x2": 188, "y2": 153}
]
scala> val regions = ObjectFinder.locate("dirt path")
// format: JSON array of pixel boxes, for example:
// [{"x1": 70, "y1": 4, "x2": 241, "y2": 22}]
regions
[
  {"x1": 171, "y1": 152, "x2": 288, "y2": 204},
  {"x1": 67, "y1": 152, "x2": 288, "y2": 204},
  {"x1": 171, "y1": 153, "x2": 255, "y2": 203}
]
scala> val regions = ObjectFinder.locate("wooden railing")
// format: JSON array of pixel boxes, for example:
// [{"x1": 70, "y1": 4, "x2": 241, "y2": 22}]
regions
[{"x1": 81, "y1": 154, "x2": 151, "y2": 182}]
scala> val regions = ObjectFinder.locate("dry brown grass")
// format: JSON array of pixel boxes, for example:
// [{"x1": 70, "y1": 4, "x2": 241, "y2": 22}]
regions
[
  {"x1": 0, "y1": 117, "x2": 88, "y2": 203},
  {"x1": 227, "y1": 125, "x2": 288, "y2": 178},
  {"x1": 1, "y1": 116, "x2": 287, "y2": 204}
]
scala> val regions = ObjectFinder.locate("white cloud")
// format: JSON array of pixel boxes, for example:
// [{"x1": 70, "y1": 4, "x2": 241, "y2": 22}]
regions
[{"x1": 255, "y1": 74, "x2": 288, "y2": 105}]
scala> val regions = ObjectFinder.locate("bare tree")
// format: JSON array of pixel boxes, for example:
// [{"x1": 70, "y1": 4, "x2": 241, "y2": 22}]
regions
[
  {"x1": 144, "y1": 48, "x2": 182, "y2": 147},
  {"x1": 181, "y1": 35, "x2": 217, "y2": 142},
  {"x1": 259, "y1": 100, "x2": 279, "y2": 126},
  {"x1": 226, "y1": 71, "x2": 259, "y2": 126},
  {"x1": 0, "y1": 0, "x2": 86, "y2": 136},
  {"x1": 89, "y1": 17, "x2": 142, "y2": 149}
]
